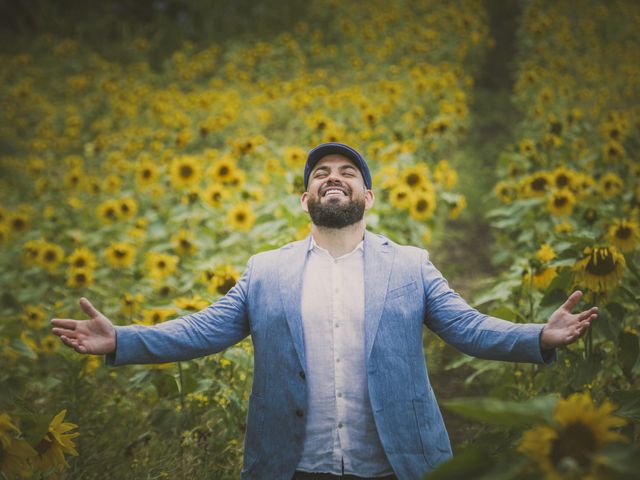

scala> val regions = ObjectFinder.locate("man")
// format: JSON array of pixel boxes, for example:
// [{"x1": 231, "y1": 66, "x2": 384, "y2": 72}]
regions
[{"x1": 51, "y1": 142, "x2": 598, "y2": 480}]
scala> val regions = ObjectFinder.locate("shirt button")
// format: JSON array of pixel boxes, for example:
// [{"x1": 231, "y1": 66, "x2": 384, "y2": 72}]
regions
[
  {"x1": 338, "y1": 422, "x2": 343, "y2": 428},
  {"x1": 295, "y1": 409, "x2": 304, "y2": 418},
  {"x1": 336, "y1": 358, "x2": 340, "y2": 363},
  {"x1": 335, "y1": 323, "x2": 339, "y2": 328},
  {"x1": 338, "y1": 392, "x2": 342, "y2": 398},
  {"x1": 299, "y1": 371, "x2": 306, "y2": 380}
]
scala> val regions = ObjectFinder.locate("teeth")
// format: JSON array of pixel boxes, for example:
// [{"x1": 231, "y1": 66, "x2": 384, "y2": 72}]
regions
[{"x1": 324, "y1": 189, "x2": 345, "y2": 196}]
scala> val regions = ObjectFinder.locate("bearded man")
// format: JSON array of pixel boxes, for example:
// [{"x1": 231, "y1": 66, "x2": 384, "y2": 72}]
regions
[{"x1": 51, "y1": 142, "x2": 598, "y2": 480}]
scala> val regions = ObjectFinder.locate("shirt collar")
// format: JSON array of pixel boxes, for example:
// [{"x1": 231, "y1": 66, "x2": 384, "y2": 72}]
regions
[{"x1": 308, "y1": 235, "x2": 364, "y2": 258}]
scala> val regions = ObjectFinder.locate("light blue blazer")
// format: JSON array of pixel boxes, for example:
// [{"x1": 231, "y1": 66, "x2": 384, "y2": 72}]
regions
[{"x1": 107, "y1": 230, "x2": 554, "y2": 479}]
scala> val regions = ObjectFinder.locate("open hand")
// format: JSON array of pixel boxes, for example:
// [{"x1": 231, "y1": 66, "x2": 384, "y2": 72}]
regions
[
  {"x1": 51, "y1": 297, "x2": 116, "y2": 354},
  {"x1": 540, "y1": 290, "x2": 598, "y2": 350}
]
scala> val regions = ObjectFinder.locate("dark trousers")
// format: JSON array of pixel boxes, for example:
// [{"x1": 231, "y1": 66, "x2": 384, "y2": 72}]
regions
[{"x1": 292, "y1": 472, "x2": 397, "y2": 480}]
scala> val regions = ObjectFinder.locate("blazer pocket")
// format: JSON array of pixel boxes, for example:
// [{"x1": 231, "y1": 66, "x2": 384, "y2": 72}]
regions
[{"x1": 387, "y1": 281, "x2": 418, "y2": 300}]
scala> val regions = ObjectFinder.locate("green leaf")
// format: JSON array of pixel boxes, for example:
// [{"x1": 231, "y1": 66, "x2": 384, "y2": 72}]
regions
[
  {"x1": 441, "y1": 395, "x2": 557, "y2": 428},
  {"x1": 618, "y1": 331, "x2": 639, "y2": 378},
  {"x1": 610, "y1": 390, "x2": 640, "y2": 421},
  {"x1": 424, "y1": 446, "x2": 496, "y2": 480}
]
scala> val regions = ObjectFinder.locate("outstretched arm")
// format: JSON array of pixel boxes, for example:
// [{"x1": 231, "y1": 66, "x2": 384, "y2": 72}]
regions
[
  {"x1": 421, "y1": 250, "x2": 596, "y2": 363},
  {"x1": 51, "y1": 258, "x2": 253, "y2": 365}
]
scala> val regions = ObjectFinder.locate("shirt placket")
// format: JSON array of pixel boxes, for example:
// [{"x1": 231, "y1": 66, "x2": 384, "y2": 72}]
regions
[{"x1": 332, "y1": 255, "x2": 347, "y2": 468}]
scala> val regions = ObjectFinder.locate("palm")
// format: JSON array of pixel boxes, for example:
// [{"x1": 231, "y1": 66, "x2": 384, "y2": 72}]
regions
[
  {"x1": 541, "y1": 290, "x2": 598, "y2": 349},
  {"x1": 51, "y1": 298, "x2": 116, "y2": 354}
]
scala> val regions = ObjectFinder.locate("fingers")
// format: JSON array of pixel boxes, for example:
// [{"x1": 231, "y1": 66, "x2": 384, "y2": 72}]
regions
[
  {"x1": 577, "y1": 307, "x2": 598, "y2": 322},
  {"x1": 51, "y1": 318, "x2": 78, "y2": 329},
  {"x1": 60, "y1": 335, "x2": 88, "y2": 354},
  {"x1": 562, "y1": 290, "x2": 583, "y2": 312},
  {"x1": 79, "y1": 297, "x2": 101, "y2": 319},
  {"x1": 52, "y1": 327, "x2": 78, "y2": 339}
]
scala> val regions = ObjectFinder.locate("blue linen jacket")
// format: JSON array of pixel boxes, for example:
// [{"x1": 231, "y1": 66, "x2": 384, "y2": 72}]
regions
[{"x1": 107, "y1": 230, "x2": 554, "y2": 479}]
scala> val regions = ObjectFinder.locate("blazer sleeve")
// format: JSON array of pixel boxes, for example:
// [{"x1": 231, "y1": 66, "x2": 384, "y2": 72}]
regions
[
  {"x1": 105, "y1": 257, "x2": 253, "y2": 366},
  {"x1": 420, "y1": 249, "x2": 555, "y2": 365}
]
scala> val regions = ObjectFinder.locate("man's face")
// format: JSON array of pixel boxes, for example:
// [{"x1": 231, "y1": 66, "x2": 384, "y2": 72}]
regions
[{"x1": 301, "y1": 155, "x2": 374, "y2": 229}]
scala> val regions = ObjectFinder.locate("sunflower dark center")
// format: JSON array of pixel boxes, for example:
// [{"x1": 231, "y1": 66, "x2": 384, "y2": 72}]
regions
[
  {"x1": 106, "y1": 208, "x2": 117, "y2": 219},
  {"x1": 35, "y1": 436, "x2": 52, "y2": 455},
  {"x1": 556, "y1": 175, "x2": 569, "y2": 188},
  {"x1": 236, "y1": 213, "x2": 246, "y2": 222},
  {"x1": 532, "y1": 177, "x2": 547, "y2": 191},
  {"x1": 217, "y1": 276, "x2": 237, "y2": 295},
  {"x1": 219, "y1": 166, "x2": 229, "y2": 176},
  {"x1": 13, "y1": 218, "x2": 26, "y2": 229},
  {"x1": 157, "y1": 260, "x2": 166, "y2": 269},
  {"x1": 121, "y1": 204, "x2": 129, "y2": 213},
  {"x1": 75, "y1": 273, "x2": 87, "y2": 283},
  {"x1": 44, "y1": 250, "x2": 57, "y2": 262},
  {"x1": 615, "y1": 227, "x2": 631, "y2": 239},
  {"x1": 114, "y1": 249, "x2": 126, "y2": 258},
  {"x1": 585, "y1": 249, "x2": 617, "y2": 276},
  {"x1": 406, "y1": 173, "x2": 420, "y2": 186},
  {"x1": 212, "y1": 192, "x2": 221, "y2": 201},
  {"x1": 142, "y1": 169, "x2": 151, "y2": 178},
  {"x1": 180, "y1": 165, "x2": 194, "y2": 178},
  {"x1": 554, "y1": 196, "x2": 568, "y2": 207},
  {"x1": 549, "y1": 422, "x2": 598, "y2": 470},
  {"x1": 416, "y1": 199, "x2": 428, "y2": 212},
  {"x1": 74, "y1": 258, "x2": 86, "y2": 267}
]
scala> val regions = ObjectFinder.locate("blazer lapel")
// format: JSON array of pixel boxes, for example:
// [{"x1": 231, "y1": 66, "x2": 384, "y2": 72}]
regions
[
  {"x1": 364, "y1": 230, "x2": 394, "y2": 362},
  {"x1": 278, "y1": 236, "x2": 311, "y2": 371}
]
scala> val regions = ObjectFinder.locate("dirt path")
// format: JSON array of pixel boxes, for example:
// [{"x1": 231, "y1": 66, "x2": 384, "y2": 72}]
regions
[{"x1": 429, "y1": 0, "x2": 523, "y2": 449}]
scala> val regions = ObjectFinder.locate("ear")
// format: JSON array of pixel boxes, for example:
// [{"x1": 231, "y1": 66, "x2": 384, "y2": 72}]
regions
[
  {"x1": 364, "y1": 189, "x2": 375, "y2": 211},
  {"x1": 300, "y1": 191, "x2": 309, "y2": 213}
]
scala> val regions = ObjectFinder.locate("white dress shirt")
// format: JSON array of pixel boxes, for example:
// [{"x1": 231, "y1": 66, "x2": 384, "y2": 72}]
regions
[{"x1": 296, "y1": 236, "x2": 393, "y2": 476}]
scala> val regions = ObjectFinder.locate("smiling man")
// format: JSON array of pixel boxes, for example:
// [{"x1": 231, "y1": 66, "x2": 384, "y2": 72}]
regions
[{"x1": 51, "y1": 142, "x2": 598, "y2": 480}]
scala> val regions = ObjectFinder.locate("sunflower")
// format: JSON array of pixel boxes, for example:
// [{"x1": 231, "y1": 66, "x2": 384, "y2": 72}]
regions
[
  {"x1": 550, "y1": 166, "x2": 576, "y2": 190},
  {"x1": 494, "y1": 181, "x2": 516, "y2": 205},
  {"x1": 536, "y1": 244, "x2": 556, "y2": 263},
  {"x1": 34, "y1": 409, "x2": 79, "y2": 472},
  {"x1": 602, "y1": 140, "x2": 625, "y2": 164},
  {"x1": 174, "y1": 295, "x2": 209, "y2": 311},
  {"x1": 102, "y1": 174, "x2": 123, "y2": 193},
  {"x1": 67, "y1": 247, "x2": 97, "y2": 270},
  {"x1": 8, "y1": 213, "x2": 29, "y2": 234},
  {"x1": 39, "y1": 335, "x2": 59, "y2": 355},
  {"x1": 137, "y1": 308, "x2": 176, "y2": 326},
  {"x1": 37, "y1": 242, "x2": 65, "y2": 272},
  {"x1": 400, "y1": 165, "x2": 430, "y2": 191},
  {"x1": 63, "y1": 167, "x2": 84, "y2": 190},
  {"x1": 227, "y1": 203, "x2": 256, "y2": 232},
  {"x1": 96, "y1": 199, "x2": 120, "y2": 224},
  {"x1": 582, "y1": 207, "x2": 598, "y2": 225},
  {"x1": 598, "y1": 173, "x2": 624, "y2": 198},
  {"x1": 523, "y1": 265, "x2": 558, "y2": 290},
  {"x1": 121, "y1": 292, "x2": 144, "y2": 317},
  {"x1": 146, "y1": 252, "x2": 179, "y2": 280},
  {"x1": 0, "y1": 414, "x2": 36, "y2": 479},
  {"x1": 521, "y1": 172, "x2": 551, "y2": 198},
  {"x1": 201, "y1": 183, "x2": 229, "y2": 208},
  {"x1": 433, "y1": 160, "x2": 458, "y2": 190},
  {"x1": 283, "y1": 146, "x2": 307, "y2": 168},
  {"x1": 135, "y1": 159, "x2": 159, "y2": 188},
  {"x1": 409, "y1": 190, "x2": 437, "y2": 221},
  {"x1": 449, "y1": 195, "x2": 467, "y2": 220},
  {"x1": 207, "y1": 156, "x2": 237, "y2": 184},
  {"x1": 607, "y1": 219, "x2": 640, "y2": 252},
  {"x1": 67, "y1": 267, "x2": 94, "y2": 288},
  {"x1": 172, "y1": 229, "x2": 197, "y2": 256},
  {"x1": 204, "y1": 264, "x2": 240, "y2": 296},
  {"x1": 170, "y1": 155, "x2": 202, "y2": 189},
  {"x1": 21, "y1": 305, "x2": 46, "y2": 329},
  {"x1": 518, "y1": 392, "x2": 626, "y2": 480},
  {"x1": 389, "y1": 184, "x2": 413, "y2": 210},
  {"x1": 105, "y1": 242, "x2": 136, "y2": 268},
  {"x1": 547, "y1": 189, "x2": 575, "y2": 217},
  {"x1": 117, "y1": 197, "x2": 138, "y2": 220},
  {"x1": 573, "y1": 246, "x2": 626, "y2": 293}
]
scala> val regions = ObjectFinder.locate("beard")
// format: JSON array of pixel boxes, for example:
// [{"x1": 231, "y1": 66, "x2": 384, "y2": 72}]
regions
[{"x1": 307, "y1": 190, "x2": 366, "y2": 229}]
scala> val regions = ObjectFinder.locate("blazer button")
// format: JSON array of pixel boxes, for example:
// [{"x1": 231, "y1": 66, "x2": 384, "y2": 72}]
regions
[
  {"x1": 299, "y1": 371, "x2": 306, "y2": 380},
  {"x1": 295, "y1": 409, "x2": 304, "y2": 418}
]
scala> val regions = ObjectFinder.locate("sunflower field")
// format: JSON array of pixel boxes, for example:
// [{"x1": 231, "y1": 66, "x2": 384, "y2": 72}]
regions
[{"x1": 0, "y1": 0, "x2": 638, "y2": 479}]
